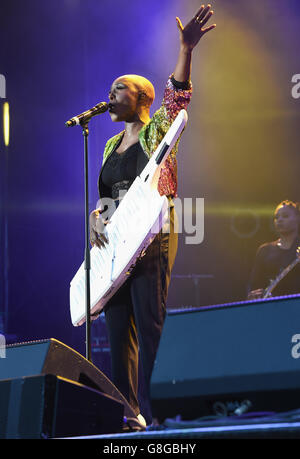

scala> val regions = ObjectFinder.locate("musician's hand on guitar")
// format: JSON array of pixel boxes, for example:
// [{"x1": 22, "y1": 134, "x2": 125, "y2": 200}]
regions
[
  {"x1": 176, "y1": 4, "x2": 216, "y2": 52},
  {"x1": 89, "y1": 209, "x2": 109, "y2": 249},
  {"x1": 247, "y1": 289, "x2": 264, "y2": 300}
]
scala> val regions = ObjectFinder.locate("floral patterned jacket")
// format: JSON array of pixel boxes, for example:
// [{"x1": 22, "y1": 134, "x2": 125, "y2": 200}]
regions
[{"x1": 98, "y1": 75, "x2": 192, "y2": 199}]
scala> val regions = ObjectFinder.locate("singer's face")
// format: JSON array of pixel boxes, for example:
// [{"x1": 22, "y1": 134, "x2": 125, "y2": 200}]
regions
[{"x1": 108, "y1": 78, "x2": 139, "y2": 122}]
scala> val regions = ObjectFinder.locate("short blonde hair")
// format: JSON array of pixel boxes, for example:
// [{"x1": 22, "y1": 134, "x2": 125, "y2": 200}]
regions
[{"x1": 115, "y1": 74, "x2": 155, "y2": 108}]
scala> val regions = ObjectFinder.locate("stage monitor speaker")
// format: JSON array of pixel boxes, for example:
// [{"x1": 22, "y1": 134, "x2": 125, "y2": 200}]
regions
[
  {"x1": 0, "y1": 374, "x2": 123, "y2": 439},
  {"x1": 0, "y1": 338, "x2": 136, "y2": 421},
  {"x1": 151, "y1": 295, "x2": 300, "y2": 422}
]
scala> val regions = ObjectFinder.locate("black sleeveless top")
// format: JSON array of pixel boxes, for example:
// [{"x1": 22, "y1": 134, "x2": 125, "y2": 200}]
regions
[{"x1": 98, "y1": 141, "x2": 148, "y2": 200}]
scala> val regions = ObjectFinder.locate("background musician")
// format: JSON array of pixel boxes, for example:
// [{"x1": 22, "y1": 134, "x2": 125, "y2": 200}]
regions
[
  {"x1": 248, "y1": 200, "x2": 300, "y2": 300},
  {"x1": 89, "y1": 5, "x2": 216, "y2": 427}
]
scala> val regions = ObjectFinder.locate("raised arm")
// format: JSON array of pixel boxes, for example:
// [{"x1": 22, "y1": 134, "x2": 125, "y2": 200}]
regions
[{"x1": 173, "y1": 4, "x2": 216, "y2": 83}]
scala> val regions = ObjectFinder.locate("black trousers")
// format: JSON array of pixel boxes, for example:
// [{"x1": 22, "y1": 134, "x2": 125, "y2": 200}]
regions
[{"x1": 104, "y1": 205, "x2": 178, "y2": 423}]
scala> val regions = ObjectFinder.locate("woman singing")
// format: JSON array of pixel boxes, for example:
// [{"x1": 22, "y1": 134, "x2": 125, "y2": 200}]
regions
[{"x1": 89, "y1": 5, "x2": 216, "y2": 427}]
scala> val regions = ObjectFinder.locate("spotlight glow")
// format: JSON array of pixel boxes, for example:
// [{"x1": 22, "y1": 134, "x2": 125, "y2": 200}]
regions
[{"x1": 3, "y1": 102, "x2": 9, "y2": 147}]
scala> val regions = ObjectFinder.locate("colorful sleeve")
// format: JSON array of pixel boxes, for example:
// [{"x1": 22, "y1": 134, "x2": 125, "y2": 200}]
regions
[
  {"x1": 139, "y1": 75, "x2": 192, "y2": 151},
  {"x1": 162, "y1": 74, "x2": 193, "y2": 122}
]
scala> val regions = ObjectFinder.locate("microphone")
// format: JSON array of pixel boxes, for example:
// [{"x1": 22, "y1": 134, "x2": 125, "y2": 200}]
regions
[{"x1": 65, "y1": 101, "x2": 108, "y2": 127}]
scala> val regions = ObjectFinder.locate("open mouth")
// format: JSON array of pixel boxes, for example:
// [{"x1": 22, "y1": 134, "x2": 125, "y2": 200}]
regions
[{"x1": 108, "y1": 103, "x2": 116, "y2": 113}]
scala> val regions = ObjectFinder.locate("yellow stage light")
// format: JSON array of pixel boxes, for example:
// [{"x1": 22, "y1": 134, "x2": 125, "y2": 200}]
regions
[{"x1": 3, "y1": 102, "x2": 9, "y2": 147}]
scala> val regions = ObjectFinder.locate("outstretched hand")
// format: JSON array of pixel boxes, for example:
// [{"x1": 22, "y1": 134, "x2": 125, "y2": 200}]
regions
[{"x1": 176, "y1": 4, "x2": 216, "y2": 51}]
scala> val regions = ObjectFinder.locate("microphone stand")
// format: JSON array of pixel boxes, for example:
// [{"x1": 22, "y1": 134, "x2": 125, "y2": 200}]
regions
[
  {"x1": 67, "y1": 106, "x2": 108, "y2": 360},
  {"x1": 82, "y1": 121, "x2": 91, "y2": 362}
]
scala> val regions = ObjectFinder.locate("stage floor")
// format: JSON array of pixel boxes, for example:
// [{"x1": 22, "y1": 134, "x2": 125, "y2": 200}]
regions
[{"x1": 67, "y1": 409, "x2": 300, "y2": 439}]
